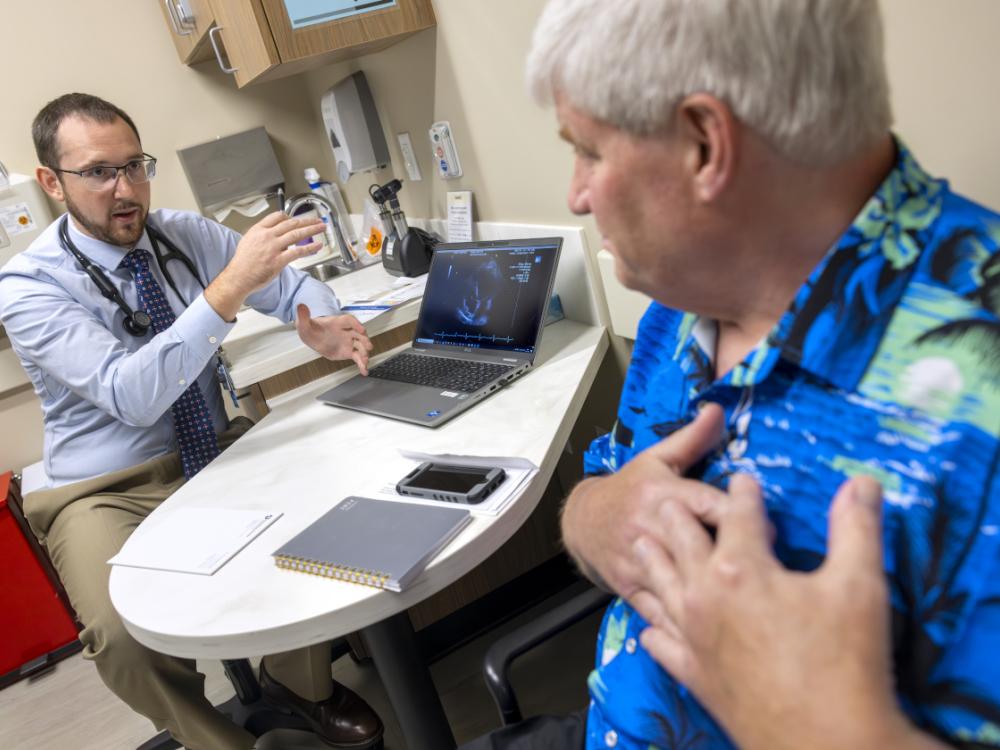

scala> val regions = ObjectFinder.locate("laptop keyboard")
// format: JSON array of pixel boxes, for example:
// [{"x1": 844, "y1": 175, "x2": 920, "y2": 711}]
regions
[{"x1": 368, "y1": 353, "x2": 513, "y2": 392}]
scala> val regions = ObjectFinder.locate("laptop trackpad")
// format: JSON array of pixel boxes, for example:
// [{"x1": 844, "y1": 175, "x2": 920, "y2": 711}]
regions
[{"x1": 318, "y1": 376, "x2": 464, "y2": 424}]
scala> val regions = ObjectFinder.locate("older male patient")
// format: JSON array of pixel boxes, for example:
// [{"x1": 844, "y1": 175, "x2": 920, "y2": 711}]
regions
[
  {"x1": 0, "y1": 94, "x2": 381, "y2": 750},
  {"x1": 464, "y1": 1, "x2": 1000, "y2": 749}
]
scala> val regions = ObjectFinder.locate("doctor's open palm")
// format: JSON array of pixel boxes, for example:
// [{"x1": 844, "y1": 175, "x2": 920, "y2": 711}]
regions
[{"x1": 296, "y1": 304, "x2": 372, "y2": 375}]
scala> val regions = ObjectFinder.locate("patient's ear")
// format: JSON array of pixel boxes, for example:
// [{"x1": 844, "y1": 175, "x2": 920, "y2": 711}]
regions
[
  {"x1": 676, "y1": 94, "x2": 737, "y2": 203},
  {"x1": 36, "y1": 167, "x2": 66, "y2": 203}
]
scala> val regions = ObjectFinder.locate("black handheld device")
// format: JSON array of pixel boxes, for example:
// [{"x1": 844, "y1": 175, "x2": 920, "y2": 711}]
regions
[{"x1": 396, "y1": 463, "x2": 506, "y2": 505}]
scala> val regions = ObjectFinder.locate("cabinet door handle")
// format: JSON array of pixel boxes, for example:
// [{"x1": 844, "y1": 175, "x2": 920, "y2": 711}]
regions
[
  {"x1": 164, "y1": 0, "x2": 193, "y2": 36},
  {"x1": 209, "y1": 26, "x2": 238, "y2": 74}
]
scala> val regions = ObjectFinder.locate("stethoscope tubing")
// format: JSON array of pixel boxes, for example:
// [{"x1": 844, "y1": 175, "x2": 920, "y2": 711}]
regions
[
  {"x1": 58, "y1": 214, "x2": 241, "y2": 407},
  {"x1": 58, "y1": 214, "x2": 203, "y2": 337}
]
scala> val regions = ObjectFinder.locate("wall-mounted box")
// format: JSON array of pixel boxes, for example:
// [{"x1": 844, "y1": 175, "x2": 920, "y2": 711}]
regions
[
  {"x1": 0, "y1": 174, "x2": 53, "y2": 269},
  {"x1": 176, "y1": 127, "x2": 284, "y2": 216}
]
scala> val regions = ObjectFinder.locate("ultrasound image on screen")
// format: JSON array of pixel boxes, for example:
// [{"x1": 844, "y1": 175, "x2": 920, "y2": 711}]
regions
[{"x1": 414, "y1": 245, "x2": 559, "y2": 353}]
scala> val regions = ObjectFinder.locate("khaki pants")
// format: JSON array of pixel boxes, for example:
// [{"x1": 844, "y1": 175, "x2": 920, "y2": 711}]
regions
[{"x1": 25, "y1": 421, "x2": 333, "y2": 750}]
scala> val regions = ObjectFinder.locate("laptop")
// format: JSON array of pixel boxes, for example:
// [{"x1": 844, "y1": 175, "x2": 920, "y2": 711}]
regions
[{"x1": 317, "y1": 237, "x2": 563, "y2": 427}]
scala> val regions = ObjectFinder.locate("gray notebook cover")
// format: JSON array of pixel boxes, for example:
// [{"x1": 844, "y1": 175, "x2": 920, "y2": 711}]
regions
[{"x1": 272, "y1": 496, "x2": 471, "y2": 592}]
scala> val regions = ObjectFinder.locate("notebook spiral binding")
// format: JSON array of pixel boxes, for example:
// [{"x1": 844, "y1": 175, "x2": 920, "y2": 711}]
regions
[{"x1": 275, "y1": 555, "x2": 390, "y2": 589}]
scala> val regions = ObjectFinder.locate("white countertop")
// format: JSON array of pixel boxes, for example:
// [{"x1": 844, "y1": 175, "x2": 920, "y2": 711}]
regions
[{"x1": 110, "y1": 320, "x2": 608, "y2": 659}]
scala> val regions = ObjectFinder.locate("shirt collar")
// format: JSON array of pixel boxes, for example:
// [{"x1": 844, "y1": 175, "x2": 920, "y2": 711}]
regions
[
  {"x1": 681, "y1": 138, "x2": 945, "y2": 394},
  {"x1": 64, "y1": 214, "x2": 151, "y2": 273}
]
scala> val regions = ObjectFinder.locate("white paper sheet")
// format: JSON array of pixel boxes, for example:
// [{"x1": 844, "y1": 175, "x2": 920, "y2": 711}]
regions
[
  {"x1": 340, "y1": 276, "x2": 427, "y2": 323},
  {"x1": 446, "y1": 190, "x2": 473, "y2": 242},
  {"x1": 212, "y1": 193, "x2": 271, "y2": 222},
  {"x1": 108, "y1": 508, "x2": 282, "y2": 576}
]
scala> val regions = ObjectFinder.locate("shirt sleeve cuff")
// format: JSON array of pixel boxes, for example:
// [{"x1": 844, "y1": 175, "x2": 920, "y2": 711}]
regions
[
  {"x1": 292, "y1": 277, "x2": 341, "y2": 321},
  {"x1": 172, "y1": 293, "x2": 237, "y2": 357}
]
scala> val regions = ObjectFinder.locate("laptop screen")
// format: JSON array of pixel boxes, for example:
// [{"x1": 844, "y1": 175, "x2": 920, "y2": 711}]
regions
[{"x1": 413, "y1": 240, "x2": 561, "y2": 355}]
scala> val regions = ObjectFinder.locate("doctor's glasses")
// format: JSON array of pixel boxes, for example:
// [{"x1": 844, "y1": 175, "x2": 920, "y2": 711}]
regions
[{"x1": 53, "y1": 153, "x2": 157, "y2": 192}]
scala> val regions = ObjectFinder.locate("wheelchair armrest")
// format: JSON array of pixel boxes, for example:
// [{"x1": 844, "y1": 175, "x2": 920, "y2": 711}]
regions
[{"x1": 483, "y1": 586, "x2": 613, "y2": 725}]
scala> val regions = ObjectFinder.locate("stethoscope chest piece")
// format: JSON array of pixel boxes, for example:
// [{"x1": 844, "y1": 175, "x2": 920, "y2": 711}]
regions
[{"x1": 124, "y1": 309, "x2": 153, "y2": 336}]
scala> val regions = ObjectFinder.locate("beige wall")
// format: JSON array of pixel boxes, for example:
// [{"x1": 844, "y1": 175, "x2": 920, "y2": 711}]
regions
[
  {"x1": 0, "y1": 3, "x2": 325, "y2": 213},
  {"x1": 327, "y1": 0, "x2": 593, "y2": 239},
  {"x1": 883, "y1": 0, "x2": 1000, "y2": 211},
  {"x1": 299, "y1": 1, "x2": 582, "y2": 227},
  {"x1": 2, "y1": 0, "x2": 999, "y2": 473},
  {"x1": 2, "y1": 0, "x2": 998, "y2": 237},
  {"x1": 300, "y1": 29, "x2": 438, "y2": 221}
]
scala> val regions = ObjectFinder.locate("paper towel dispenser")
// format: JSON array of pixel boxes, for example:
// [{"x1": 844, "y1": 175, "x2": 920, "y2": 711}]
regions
[
  {"x1": 321, "y1": 71, "x2": 390, "y2": 183},
  {"x1": 177, "y1": 127, "x2": 283, "y2": 216}
]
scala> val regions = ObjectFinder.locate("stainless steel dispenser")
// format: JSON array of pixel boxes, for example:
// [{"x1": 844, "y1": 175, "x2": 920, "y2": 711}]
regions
[{"x1": 176, "y1": 127, "x2": 284, "y2": 217}]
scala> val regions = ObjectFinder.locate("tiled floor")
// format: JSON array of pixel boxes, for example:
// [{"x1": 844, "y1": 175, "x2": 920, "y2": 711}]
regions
[{"x1": 0, "y1": 589, "x2": 602, "y2": 749}]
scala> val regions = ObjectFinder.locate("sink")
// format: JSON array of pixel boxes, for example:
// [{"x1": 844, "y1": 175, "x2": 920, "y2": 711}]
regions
[
  {"x1": 306, "y1": 261, "x2": 343, "y2": 281},
  {"x1": 302, "y1": 254, "x2": 369, "y2": 281}
]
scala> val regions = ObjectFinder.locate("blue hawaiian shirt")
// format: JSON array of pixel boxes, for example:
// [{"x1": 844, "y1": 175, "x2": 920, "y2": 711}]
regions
[{"x1": 583, "y1": 141, "x2": 1000, "y2": 749}]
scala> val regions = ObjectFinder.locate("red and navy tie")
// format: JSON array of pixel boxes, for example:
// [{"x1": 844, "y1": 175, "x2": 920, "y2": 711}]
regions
[{"x1": 120, "y1": 248, "x2": 221, "y2": 479}]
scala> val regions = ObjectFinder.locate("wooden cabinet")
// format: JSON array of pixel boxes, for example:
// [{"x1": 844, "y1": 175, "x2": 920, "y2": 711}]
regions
[
  {"x1": 158, "y1": 0, "x2": 216, "y2": 65},
  {"x1": 201, "y1": 0, "x2": 436, "y2": 88}
]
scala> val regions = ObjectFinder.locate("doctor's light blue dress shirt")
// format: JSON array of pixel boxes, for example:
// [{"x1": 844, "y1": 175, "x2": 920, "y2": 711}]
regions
[{"x1": 0, "y1": 208, "x2": 340, "y2": 488}]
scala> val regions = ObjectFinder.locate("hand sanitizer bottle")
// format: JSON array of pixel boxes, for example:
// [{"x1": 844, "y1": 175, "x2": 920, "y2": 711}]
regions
[{"x1": 304, "y1": 167, "x2": 358, "y2": 262}]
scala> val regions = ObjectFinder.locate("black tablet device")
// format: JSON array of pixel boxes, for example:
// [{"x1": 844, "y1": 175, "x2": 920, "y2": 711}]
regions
[{"x1": 396, "y1": 462, "x2": 506, "y2": 505}]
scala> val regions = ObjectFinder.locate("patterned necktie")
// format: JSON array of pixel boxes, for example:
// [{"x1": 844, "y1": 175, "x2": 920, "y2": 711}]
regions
[{"x1": 120, "y1": 248, "x2": 220, "y2": 479}]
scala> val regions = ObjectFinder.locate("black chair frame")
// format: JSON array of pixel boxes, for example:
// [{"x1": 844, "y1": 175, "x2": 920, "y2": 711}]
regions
[{"x1": 482, "y1": 585, "x2": 612, "y2": 725}]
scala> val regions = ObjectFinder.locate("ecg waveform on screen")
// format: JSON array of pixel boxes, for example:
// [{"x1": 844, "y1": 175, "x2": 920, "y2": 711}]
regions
[{"x1": 433, "y1": 331, "x2": 515, "y2": 344}]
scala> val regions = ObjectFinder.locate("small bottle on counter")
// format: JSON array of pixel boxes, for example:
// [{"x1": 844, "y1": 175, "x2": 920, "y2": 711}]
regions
[{"x1": 304, "y1": 167, "x2": 359, "y2": 262}]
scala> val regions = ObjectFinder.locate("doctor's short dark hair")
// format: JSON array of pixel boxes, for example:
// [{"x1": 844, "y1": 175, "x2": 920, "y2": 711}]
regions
[{"x1": 32, "y1": 93, "x2": 142, "y2": 170}]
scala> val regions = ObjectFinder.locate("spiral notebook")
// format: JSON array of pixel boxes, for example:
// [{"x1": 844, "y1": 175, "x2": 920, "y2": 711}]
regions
[{"x1": 272, "y1": 496, "x2": 471, "y2": 592}]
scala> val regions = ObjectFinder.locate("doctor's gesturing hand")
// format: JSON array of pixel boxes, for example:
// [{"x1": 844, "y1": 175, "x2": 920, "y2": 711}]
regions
[
  {"x1": 295, "y1": 304, "x2": 372, "y2": 375},
  {"x1": 205, "y1": 211, "x2": 326, "y2": 321},
  {"x1": 632, "y1": 475, "x2": 947, "y2": 750},
  {"x1": 560, "y1": 404, "x2": 729, "y2": 602}
]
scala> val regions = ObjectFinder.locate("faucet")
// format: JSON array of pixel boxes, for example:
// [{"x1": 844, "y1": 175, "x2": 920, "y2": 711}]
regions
[{"x1": 283, "y1": 192, "x2": 356, "y2": 266}]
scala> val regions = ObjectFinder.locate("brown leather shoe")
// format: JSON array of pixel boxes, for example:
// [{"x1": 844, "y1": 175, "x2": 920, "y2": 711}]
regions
[{"x1": 259, "y1": 662, "x2": 384, "y2": 749}]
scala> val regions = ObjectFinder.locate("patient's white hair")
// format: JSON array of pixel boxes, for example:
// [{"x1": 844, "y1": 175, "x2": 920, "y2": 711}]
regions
[{"x1": 526, "y1": 0, "x2": 892, "y2": 166}]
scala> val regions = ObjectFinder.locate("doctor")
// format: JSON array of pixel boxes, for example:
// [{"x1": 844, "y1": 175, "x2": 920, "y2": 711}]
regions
[{"x1": 0, "y1": 93, "x2": 381, "y2": 750}]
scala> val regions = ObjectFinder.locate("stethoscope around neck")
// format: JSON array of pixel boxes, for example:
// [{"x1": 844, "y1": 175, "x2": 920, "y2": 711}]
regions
[
  {"x1": 58, "y1": 214, "x2": 204, "y2": 337},
  {"x1": 58, "y1": 214, "x2": 241, "y2": 407}
]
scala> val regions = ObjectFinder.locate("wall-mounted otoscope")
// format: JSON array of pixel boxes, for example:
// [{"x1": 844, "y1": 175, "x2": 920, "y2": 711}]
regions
[{"x1": 369, "y1": 179, "x2": 440, "y2": 277}]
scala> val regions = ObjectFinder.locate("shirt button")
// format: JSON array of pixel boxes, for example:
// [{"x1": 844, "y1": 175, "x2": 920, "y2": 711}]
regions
[
  {"x1": 624, "y1": 637, "x2": 637, "y2": 654},
  {"x1": 728, "y1": 438, "x2": 747, "y2": 459},
  {"x1": 604, "y1": 730, "x2": 618, "y2": 747},
  {"x1": 179, "y1": 378, "x2": 186, "y2": 386},
  {"x1": 208, "y1": 336, "x2": 218, "y2": 344}
]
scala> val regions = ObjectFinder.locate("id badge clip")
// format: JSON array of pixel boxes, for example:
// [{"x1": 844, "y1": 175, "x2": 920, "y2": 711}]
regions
[{"x1": 215, "y1": 349, "x2": 240, "y2": 409}]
